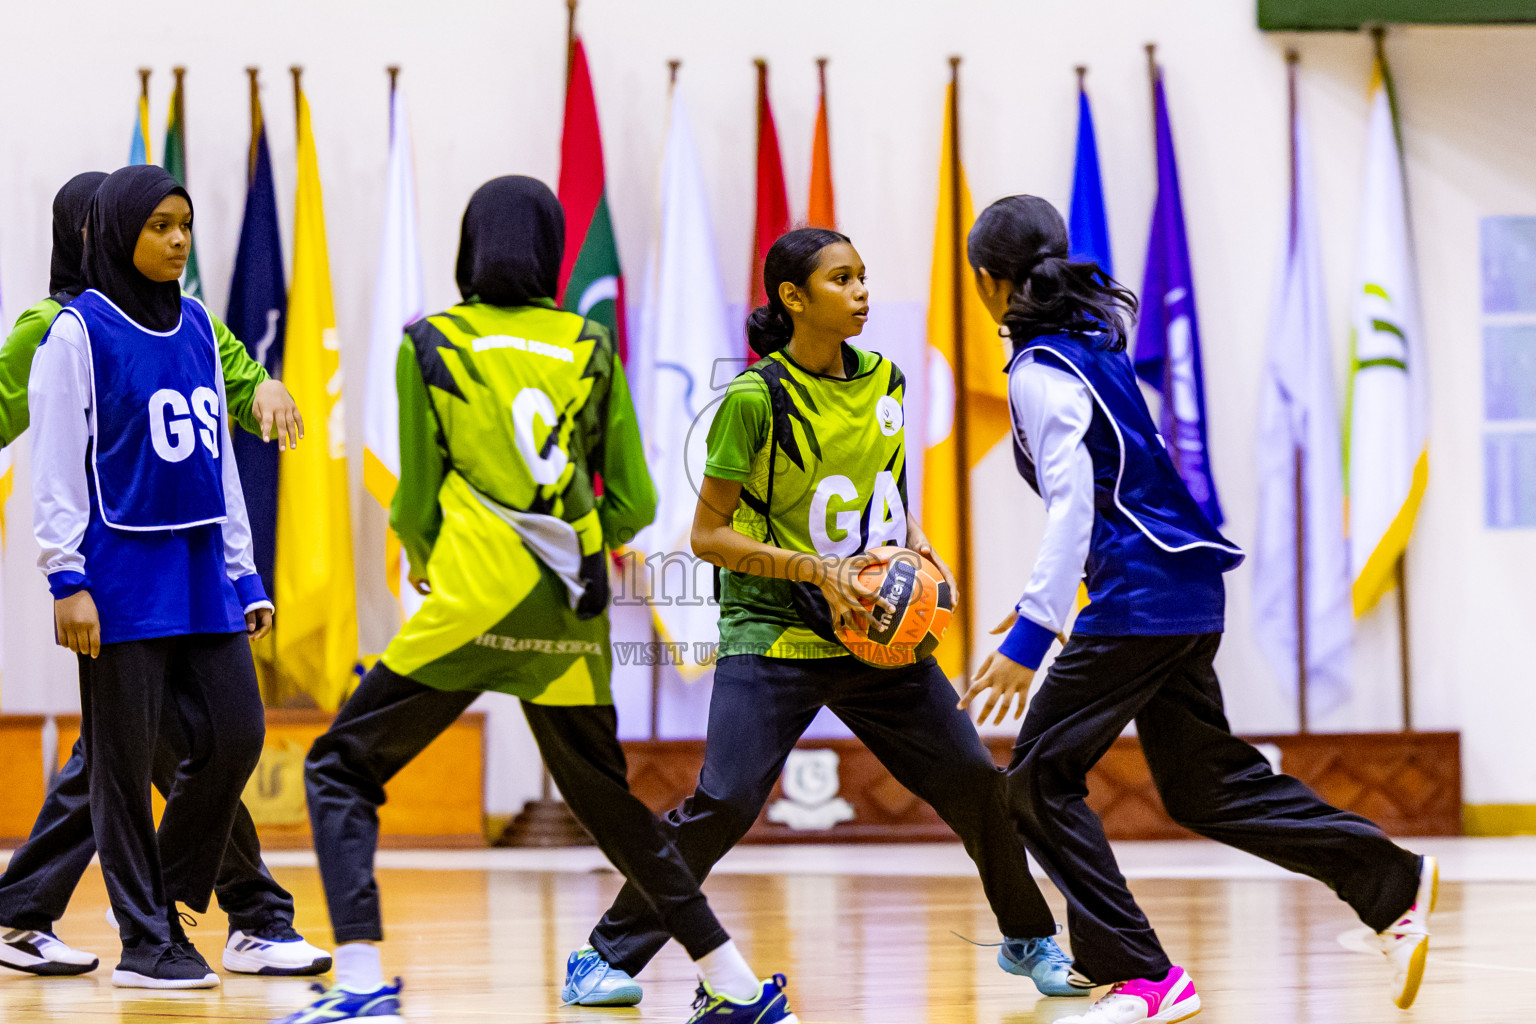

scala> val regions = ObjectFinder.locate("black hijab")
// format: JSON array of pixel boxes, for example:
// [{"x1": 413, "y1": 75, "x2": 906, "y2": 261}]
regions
[
  {"x1": 49, "y1": 171, "x2": 108, "y2": 302},
  {"x1": 455, "y1": 175, "x2": 564, "y2": 307},
  {"x1": 82, "y1": 164, "x2": 189, "y2": 332}
]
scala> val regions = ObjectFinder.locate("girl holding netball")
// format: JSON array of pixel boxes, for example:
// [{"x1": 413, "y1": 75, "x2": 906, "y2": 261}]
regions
[
  {"x1": 960, "y1": 194, "x2": 1435, "y2": 1023},
  {"x1": 564, "y1": 227, "x2": 1084, "y2": 1012}
]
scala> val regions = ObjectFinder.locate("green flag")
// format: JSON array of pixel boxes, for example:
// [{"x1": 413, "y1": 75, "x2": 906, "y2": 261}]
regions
[{"x1": 163, "y1": 69, "x2": 203, "y2": 299}]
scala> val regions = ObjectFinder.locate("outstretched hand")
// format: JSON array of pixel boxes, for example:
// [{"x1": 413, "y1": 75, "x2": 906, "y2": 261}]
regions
[{"x1": 957, "y1": 610, "x2": 1036, "y2": 725}]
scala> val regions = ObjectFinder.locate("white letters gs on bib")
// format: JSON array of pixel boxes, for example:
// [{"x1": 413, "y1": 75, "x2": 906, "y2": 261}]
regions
[{"x1": 149, "y1": 387, "x2": 220, "y2": 463}]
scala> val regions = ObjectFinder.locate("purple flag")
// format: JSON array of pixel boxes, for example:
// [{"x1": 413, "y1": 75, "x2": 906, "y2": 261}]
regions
[{"x1": 1135, "y1": 72, "x2": 1224, "y2": 526}]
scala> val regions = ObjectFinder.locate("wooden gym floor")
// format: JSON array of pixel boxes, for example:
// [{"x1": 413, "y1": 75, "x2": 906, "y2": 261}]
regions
[{"x1": 1, "y1": 843, "x2": 1534, "y2": 1023}]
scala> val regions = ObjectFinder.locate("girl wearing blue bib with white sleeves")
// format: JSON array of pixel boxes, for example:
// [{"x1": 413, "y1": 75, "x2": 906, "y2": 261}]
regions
[
  {"x1": 29, "y1": 165, "x2": 267, "y2": 990},
  {"x1": 958, "y1": 197, "x2": 1436, "y2": 1023}
]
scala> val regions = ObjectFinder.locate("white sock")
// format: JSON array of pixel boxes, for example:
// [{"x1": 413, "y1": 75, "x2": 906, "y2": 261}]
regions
[
  {"x1": 695, "y1": 940, "x2": 759, "y2": 1002},
  {"x1": 335, "y1": 942, "x2": 384, "y2": 993}
]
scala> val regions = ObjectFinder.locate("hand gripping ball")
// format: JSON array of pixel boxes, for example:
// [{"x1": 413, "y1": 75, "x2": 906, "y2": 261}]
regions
[{"x1": 835, "y1": 545, "x2": 955, "y2": 668}]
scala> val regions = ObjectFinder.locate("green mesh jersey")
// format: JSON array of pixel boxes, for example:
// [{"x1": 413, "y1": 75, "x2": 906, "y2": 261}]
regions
[
  {"x1": 706, "y1": 344, "x2": 909, "y2": 660},
  {"x1": 386, "y1": 300, "x2": 655, "y2": 701}
]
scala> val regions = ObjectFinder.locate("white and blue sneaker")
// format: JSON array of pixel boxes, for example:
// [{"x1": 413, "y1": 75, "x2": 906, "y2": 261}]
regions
[
  {"x1": 269, "y1": 979, "x2": 405, "y2": 1024},
  {"x1": 0, "y1": 927, "x2": 98, "y2": 976},
  {"x1": 224, "y1": 921, "x2": 333, "y2": 976},
  {"x1": 999, "y1": 934, "x2": 1094, "y2": 997},
  {"x1": 561, "y1": 946, "x2": 642, "y2": 1006},
  {"x1": 686, "y1": 973, "x2": 798, "y2": 1024}
]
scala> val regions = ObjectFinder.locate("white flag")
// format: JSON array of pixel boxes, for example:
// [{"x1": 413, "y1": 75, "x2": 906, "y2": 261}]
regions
[
  {"x1": 633, "y1": 85, "x2": 737, "y2": 679},
  {"x1": 363, "y1": 85, "x2": 426, "y2": 619},
  {"x1": 1253, "y1": 83, "x2": 1352, "y2": 716},
  {"x1": 1346, "y1": 59, "x2": 1429, "y2": 616}
]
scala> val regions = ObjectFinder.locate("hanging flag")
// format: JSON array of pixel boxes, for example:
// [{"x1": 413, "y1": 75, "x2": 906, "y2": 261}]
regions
[
  {"x1": 807, "y1": 58, "x2": 836, "y2": 230},
  {"x1": 1135, "y1": 66, "x2": 1225, "y2": 526},
  {"x1": 363, "y1": 75, "x2": 426, "y2": 624},
  {"x1": 1253, "y1": 58, "x2": 1352, "y2": 717},
  {"x1": 749, "y1": 59, "x2": 790, "y2": 315},
  {"x1": 274, "y1": 77, "x2": 358, "y2": 711},
  {"x1": 558, "y1": 37, "x2": 627, "y2": 362},
  {"x1": 634, "y1": 81, "x2": 734, "y2": 680},
  {"x1": 922, "y1": 61, "x2": 1012, "y2": 682},
  {"x1": 161, "y1": 67, "x2": 203, "y2": 299},
  {"x1": 1345, "y1": 45, "x2": 1428, "y2": 616},
  {"x1": 1068, "y1": 71, "x2": 1113, "y2": 276},
  {"x1": 129, "y1": 69, "x2": 152, "y2": 165},
  {"x1": 228, "y1": 70, "x2": 287, "y2": 606}
]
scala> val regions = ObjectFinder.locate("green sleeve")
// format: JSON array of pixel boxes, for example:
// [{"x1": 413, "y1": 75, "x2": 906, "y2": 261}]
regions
[
  {"x1": 210, "y1": 310, "x2": 270, "y2": 437},
  {"x1": 390, "y1": 335, "x2": 446, "y2": 575},
  {"x1": 703, "y1": 375, "x2": 771, "y2": 482},
  {"x1": 0, "y1": 299, "x2": 61, "y2": 449},
  {"x1": 590, "y1": 350, "x2": 658, "y2": 549}
]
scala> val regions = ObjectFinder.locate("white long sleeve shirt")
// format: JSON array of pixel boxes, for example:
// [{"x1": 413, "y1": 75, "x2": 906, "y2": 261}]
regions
[{"x1": 998, "y1": 351, "x2": 1096, "y2": 668}]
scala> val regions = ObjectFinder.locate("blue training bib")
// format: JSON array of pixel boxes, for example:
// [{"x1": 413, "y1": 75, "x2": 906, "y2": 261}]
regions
[{"x1": 68, "y1": 289, "x2": 227, "y2": 531}]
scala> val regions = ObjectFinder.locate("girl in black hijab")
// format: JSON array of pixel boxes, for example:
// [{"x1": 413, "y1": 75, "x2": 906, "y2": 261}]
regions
[
  {"x1": 28, "y1": 164, "x2": 273, "y2": 989},
  {"x1": 49, "y1": 170, "x2": 109, "y2": 303},
  {"x1": 82, "y1": 164, "x2": 191, "y2": 331},
  {"x1": 455, "y1": 174, "x2": 564, "y2": 305}
]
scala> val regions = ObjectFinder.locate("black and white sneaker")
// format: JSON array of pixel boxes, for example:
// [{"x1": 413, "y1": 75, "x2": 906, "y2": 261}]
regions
[
  {"x1": 112, "y1": 946, "x2": 219, "y2": 989},
  {"x1": 0, "y1": 927, "x2": 99, "y2": 976},
  {"x1": 224, "y1": 920, "x2": 332, "y2": 976},
  {"x1": 168, "y1": 907, "x2": 212, "y2": 973}
]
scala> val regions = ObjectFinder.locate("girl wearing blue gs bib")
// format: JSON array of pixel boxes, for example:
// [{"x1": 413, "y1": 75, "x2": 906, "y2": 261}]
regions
[
  {"x1": 29, "y1": 165, "x2": 268, "y2": 990},
  {"x1": 958, "y1": 196, "x2": 1436, "y2": 1023}
]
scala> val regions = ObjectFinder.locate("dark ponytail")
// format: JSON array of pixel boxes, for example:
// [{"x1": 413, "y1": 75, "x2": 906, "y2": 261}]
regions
[
  {"x1": 966, "y1": 194, "x2": 1137, "y2": 352},
  {"x1": 746, "y1": 226, "x2": 851, "y2": 357}
]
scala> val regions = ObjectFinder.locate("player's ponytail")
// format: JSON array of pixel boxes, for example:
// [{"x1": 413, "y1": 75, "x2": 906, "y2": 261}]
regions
[
  {"x1": 966, "y1": 195, "x2": 1137, "y2": 352},
  {"x1": 746, "y1": 226, "x2": 851, "y2": 357}
]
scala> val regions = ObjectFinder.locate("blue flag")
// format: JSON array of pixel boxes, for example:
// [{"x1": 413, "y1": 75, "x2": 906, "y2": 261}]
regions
[
  {"x1": 1069, "y1": 84, "x2": 1113, "y2": 276},
  {"x1": 227, "y1": 103, "x2": 287, "y2": 596},
  {"x1": 1135, "y1": 72, "x2": 1224, "y2": 526}
]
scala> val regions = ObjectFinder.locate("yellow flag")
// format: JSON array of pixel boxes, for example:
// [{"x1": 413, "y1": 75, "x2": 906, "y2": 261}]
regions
[
  {"x1": 922, "y1": 74, "x2": 1012, "y2": 682},
  {"x1": 273, "y1": 88, "x2": 358, "y2": 710}
]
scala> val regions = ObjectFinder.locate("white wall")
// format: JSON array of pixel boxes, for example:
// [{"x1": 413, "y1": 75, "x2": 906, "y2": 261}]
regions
[{"x1": 0, "y1": 0, "x2": 1532, "y2": 811}]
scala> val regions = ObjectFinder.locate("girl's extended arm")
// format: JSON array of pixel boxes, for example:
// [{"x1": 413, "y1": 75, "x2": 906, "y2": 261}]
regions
[
  {"x1": 692, "y1": 474, "x2": 878, "y2": 631},
  {"x1": 960, "y1": 355, "x2": 1094, "y2": 723}
]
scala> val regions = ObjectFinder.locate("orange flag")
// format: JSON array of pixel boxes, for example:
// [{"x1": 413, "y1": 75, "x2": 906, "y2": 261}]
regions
[{"x1": 808, "y1": 58, "x2": 836, "y2": 229}]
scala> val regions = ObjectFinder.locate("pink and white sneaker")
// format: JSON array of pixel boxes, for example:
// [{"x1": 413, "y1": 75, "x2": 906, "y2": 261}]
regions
[
  {"x1": 1375, "y1": 854, "x2": 1437, "y2": 1010},
  {"x1": 1056, "y1": 965, "x2": 1200, "y2": 1024}
]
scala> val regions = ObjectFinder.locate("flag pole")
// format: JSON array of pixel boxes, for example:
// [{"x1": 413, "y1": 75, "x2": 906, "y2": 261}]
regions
[
  {"x1": 245, "y1": 68, "x2": 261, "y2": 183},
  {"x1": 138, "y1": 67, "x2": 150, "y2": 104},
  {"x1": 654, "y1": 57, "x2": 682, "y2": 741},
  {"x1": 172, "y1": 65, "x2": 185, "y2": 117},
  {"x1": 387, "y1": 65, "x2": 399, "y2": 98},
  {"x1": 1370, "y1": 23, "x2": 1416, "y2": 732},
  {"x1": 565, "y1": 0, "x2": 578, "y2": 89},
  {"x1": 290, "y1": 65, "x2": 303, "y2": 125},
  {"x1": 1076, "y1": 64, "x2": 1086, "y2": 91},
  {"x1": 1287, "y1": 48, "x2": 1311, "y2": 734},
  {"x1": 947, "y1": 55, "x2": 974, "y2": 683}
]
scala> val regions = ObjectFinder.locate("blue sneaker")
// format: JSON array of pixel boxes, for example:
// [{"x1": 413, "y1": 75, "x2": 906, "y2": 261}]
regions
[
  {"x1": 687, "y1": 973, "x2": 799, "y2": 1024},
  {"x1": 561, "y1": 946, "x2": 642, "y2": 1006},
  {"x1": 269, "y1": 979, "x2": 405, "y2": 1023},
  {"x1": 998, "y1": 935, "x2": 1090, "y2": 997}
]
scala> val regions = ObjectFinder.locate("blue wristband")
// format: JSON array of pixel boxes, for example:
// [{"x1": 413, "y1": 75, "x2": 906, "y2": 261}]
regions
[
  {"x1": 234, "y1": 573, "x2": 270, "y2": 611},
  {"x1": 48, "y1": 570, "x2": 89, "y2": 600},
  {"x1": 997, "y1": 613, "x2": 1056, "y2": 671}
]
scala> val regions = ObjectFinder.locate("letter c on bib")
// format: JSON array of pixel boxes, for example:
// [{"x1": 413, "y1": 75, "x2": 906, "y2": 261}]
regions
[
  {"x1": 512, "y1": 386, "x2": 570, "y2": 486},
  {"x1": 809, "y1": 475, "x2": 862, "y2": 557},
  {"x1": 149, "y1": 388, "x2": 194, "y2": 463}
]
